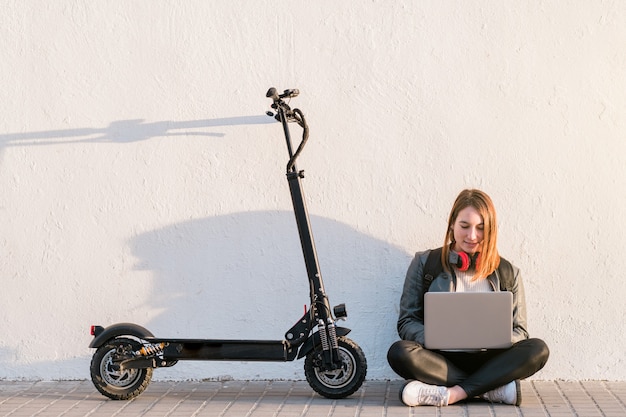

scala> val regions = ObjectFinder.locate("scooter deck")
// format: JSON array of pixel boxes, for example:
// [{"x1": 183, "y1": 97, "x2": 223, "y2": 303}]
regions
[{"x1": 145, "y1": 337, "x2": 296, "y2": 361}]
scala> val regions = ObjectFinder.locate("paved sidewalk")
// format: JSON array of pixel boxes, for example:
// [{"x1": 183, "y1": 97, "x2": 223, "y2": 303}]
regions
[{"x1": 0, "y1": 380, "x2": 624, "y2": 417}]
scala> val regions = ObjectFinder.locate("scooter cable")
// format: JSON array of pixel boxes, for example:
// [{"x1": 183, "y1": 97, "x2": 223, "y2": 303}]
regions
[{"x1": 286, "y1": 108, "x2": 309, "y2": 173}]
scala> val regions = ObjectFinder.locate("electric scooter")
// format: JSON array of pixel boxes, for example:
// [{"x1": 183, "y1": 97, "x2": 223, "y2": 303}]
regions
[{"x1": 88, "y1": 88, "x2": 367, "y2": 400}]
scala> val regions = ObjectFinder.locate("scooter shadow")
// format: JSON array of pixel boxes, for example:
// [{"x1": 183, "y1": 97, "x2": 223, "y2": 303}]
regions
[{"x1": 131, "y1": 210, "x2": 410, "y2": 379}]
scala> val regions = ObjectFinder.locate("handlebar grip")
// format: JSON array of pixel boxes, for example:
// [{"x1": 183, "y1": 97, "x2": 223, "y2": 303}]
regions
[
  {"x1": 266, "y1": 87, "x2": 278, "y2": 99},
  {"x1": 282, "y1": 89, "x2": 299, "y2": 98}
]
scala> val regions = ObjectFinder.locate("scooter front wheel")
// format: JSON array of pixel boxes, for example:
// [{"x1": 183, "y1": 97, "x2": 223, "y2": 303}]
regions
[
  {"x1": 90, "y1": 337, "x2": 153, "y2": 400},
  {"x1": 304, "y1": 336, "x2": 367, "y2": 399}
]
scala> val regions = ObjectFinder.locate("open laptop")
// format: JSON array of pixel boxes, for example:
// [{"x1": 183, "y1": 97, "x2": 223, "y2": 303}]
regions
[{"x1": 424, "y1": 292, "x2": 513, "y2": 351}]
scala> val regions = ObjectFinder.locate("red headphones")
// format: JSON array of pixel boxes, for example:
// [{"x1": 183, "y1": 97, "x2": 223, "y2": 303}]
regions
[{"x1": 451, "y1": 250, "x2": 481, "y2": 272}]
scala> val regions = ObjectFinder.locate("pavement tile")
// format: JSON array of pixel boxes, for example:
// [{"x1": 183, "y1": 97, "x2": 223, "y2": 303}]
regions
[{"x1": 0, "y1": 380, "x2": 625, "y2": 416}]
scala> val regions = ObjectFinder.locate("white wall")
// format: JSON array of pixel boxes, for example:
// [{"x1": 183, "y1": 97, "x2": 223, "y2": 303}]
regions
[{"x1": 1, "y1": 1, "x2": 625, "y2": 382}]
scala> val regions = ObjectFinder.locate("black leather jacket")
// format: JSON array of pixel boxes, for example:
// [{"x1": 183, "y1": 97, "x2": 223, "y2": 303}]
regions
[{"x1": 397, "y1": 249, "x2": 529, "y2": 346}]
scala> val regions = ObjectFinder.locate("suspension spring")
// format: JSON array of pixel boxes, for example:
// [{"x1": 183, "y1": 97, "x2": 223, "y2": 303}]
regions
[
  {"x1": 327, "y1": 318, "x2": 339, "y2": 350},
  {"x1": 136, "y1": 342, "x2": 165, "y2": 357},
  {"x1": 318, "y1": 319, "x2": 330, "y2": 351}
]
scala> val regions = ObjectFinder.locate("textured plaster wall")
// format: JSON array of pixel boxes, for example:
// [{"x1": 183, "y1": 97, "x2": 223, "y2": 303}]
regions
[{"x1": 1, "y1": 1, "x2": 625, "y2": 381}]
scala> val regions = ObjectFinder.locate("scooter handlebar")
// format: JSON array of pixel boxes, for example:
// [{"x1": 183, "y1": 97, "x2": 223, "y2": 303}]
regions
[
  {"x1": 266, "y1": 87, "x2": 299, "y2": 101},
  {"x1": 266, "y1": 87, "x2": 308, "y2": 173}
]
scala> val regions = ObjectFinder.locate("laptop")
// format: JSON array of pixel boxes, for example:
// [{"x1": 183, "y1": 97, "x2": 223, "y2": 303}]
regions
[{"x1": 424, "y1": 292, "x2": 513, "y2": 351}]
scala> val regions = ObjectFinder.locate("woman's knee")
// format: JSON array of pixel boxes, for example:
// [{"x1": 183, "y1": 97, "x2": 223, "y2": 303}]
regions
[
  {"x1": 529, "y1": 338, "x2": 550, "y2": 368},
  {"x1": 387, "y1": 340, "x2": 409, "y2": 365},
  {"x1": 387, "y1": 340, "x2": 424, "y2": 367},
  {"x1": 516, "y1": 338, "x2": 550, "y2": 372}
]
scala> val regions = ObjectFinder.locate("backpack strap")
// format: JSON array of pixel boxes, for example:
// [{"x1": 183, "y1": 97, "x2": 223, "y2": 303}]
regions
[{"x1": 423, "y1": 247, "x2": 443, "y2": 293}]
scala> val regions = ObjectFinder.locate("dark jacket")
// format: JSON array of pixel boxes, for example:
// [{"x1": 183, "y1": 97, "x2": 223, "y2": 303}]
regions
[{"x1": 397, "y1": 249, "x2": 529, "y2": 346}]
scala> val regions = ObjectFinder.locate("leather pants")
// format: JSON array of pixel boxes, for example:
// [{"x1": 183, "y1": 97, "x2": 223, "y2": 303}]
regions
[{"x1": 387, "y1": 338, "x2": 550, "y2": 398}]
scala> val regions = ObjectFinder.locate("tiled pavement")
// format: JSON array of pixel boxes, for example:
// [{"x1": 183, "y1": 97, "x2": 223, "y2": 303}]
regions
[{"x1": 0, "y1": 380, "x2": 624, "y2": 416}]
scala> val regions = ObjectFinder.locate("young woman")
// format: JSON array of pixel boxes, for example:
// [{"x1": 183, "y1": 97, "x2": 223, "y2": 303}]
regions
[{"x1": 387, "y1": 189, "x2": 549, "y2": 407}]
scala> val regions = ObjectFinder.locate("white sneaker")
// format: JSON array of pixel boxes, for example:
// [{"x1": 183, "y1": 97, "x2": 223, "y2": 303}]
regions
[
  {"x1": 400, "y1": 380, "x2": 449, "y2": 407},
  {"x1": 481, "y1": 380, "x2": 521, "y2": 406}
]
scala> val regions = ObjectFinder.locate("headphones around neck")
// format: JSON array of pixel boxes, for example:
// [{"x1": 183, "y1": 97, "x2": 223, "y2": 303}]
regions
[{"x1": 450, "y1": 250, "x2": 481, "y2": 272}]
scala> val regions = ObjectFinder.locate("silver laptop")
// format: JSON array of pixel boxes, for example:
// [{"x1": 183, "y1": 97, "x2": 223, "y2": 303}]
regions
[{"x1": 424, "y1": 292, "x2": 513, "y2": 350}]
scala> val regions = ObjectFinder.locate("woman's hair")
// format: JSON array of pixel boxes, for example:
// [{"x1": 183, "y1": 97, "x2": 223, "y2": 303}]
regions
[{"x1": 441, "y1": 189, "x2": 500, "y2": 279}]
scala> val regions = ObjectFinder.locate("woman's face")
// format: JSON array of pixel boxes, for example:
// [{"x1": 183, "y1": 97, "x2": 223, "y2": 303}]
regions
[{"x1": 451, "y1": 206, "x2": 484, "y2": 255}]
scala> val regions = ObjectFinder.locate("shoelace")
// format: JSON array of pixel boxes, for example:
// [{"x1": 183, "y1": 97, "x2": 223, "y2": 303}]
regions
[{"x1": 417, "y1": 387, "x2": 448, "y2": 406}]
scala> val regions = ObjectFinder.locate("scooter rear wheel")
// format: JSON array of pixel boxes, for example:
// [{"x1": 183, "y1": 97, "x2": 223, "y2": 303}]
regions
[
  {"x1": 304, "y1": 336, "x2": 367, "y2": 399},
  {"x1": 90, "y1": 337, "x2": 153, "y2": 400}
]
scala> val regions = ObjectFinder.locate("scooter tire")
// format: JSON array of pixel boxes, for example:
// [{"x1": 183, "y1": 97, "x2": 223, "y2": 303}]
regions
[
  {"x1": 304, "y1": 336, "x2": 367, "y2": 399},
  {"x1": 90, "y1": 337, "x2": 153, "y2": 400}
]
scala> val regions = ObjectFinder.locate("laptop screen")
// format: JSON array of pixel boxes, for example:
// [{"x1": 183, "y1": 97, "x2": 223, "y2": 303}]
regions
[{"x1": 424, "y1": 292, "x2": 513, "y2": 350}]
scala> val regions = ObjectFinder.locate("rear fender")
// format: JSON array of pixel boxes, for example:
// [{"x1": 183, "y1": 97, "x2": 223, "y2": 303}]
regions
[{"x1": 89, "y1": 323, "x2": 155, "y2": 348}]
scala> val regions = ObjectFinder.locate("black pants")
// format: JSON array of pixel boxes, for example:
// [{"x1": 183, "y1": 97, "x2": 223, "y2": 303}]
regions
[{"x1": 387, "y1": 338, "x2": 549, "y2": 398}]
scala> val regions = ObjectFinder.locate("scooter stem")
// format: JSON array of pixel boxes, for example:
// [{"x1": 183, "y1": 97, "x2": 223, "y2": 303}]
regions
[{"x1": 275, "y1": 101, "x2": 332, "y2": 324}]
